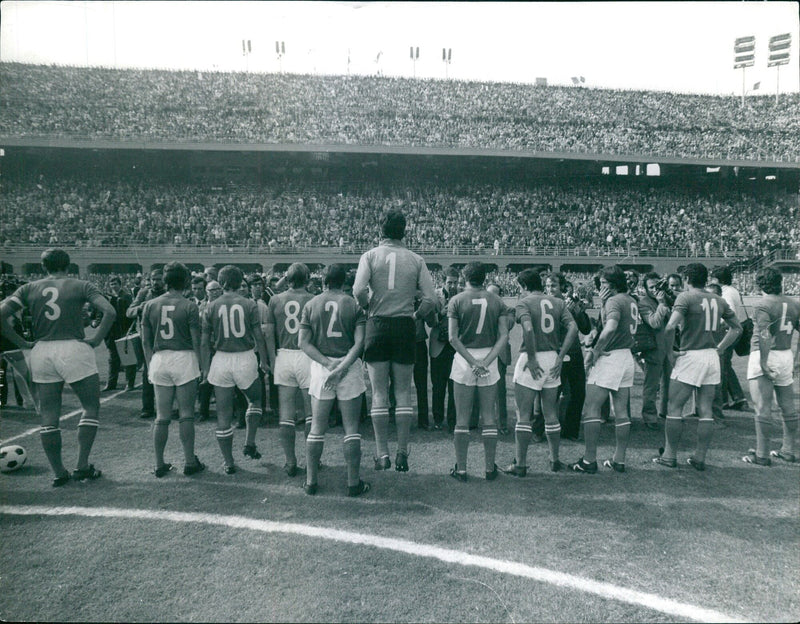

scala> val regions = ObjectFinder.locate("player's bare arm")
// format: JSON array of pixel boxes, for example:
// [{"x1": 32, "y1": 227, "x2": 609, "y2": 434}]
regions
[
  {"x1": 521, "y1": 318, "x2": 543, "y2": 379},
  {"x1": 326, "y1": 324, "x2": 365, "y2": 386},
  {"x1": 298, "y1": 327, "x2": 334, "y2": 370},
  {"x1": 476, "y1": 315, "x2": 509, "y2": 371},
  {"x1": 586, "y1": 317, "x2": 617, "y2": 369},
  {"x1": 85, "y1": 293, "x2": 116, "y2": 349}
]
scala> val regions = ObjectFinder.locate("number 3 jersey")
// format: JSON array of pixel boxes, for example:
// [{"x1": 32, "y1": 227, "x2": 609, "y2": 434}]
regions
[
  {"x1": 673, "y1": 289, "x2": 735, "y2": 351},
  {"x1": 202, "y1": 292, "x2": 261, "y2": 353},
  {"x1": 142, "y1": 293, "x2": 199, "y2": 352},
  {"x1": 514, "y1": 293, "x2": 574, "y2": 352},
  {"x1": 300, "y1": 290, "x2": 365, "y2": 357},
  {"x1": 267, "y1": 289, "x2": 314, "y2": 350},
  {"x1": 448, "y1": 289, "x2": 507, "y2": 349},
  {"x1": 9, "y1": 277, "x2": 103, "y2": 341}
]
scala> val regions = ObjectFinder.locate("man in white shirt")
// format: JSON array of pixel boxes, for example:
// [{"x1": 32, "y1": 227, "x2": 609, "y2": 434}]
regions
[{"x1": 709, "y1": 267, "x2": 749, "y2": 411}]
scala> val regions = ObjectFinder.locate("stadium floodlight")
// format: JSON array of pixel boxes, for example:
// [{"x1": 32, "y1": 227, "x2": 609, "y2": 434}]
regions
[
  {"x1": 442, "y1": 47, "x2": 452, "y2": 79},
  {"x1": 276, "y1": 40, "x2": 286, "y2": 73},
  {"x1": 409, "y1": 45, "x2": 419, "y2": 77},
  {"x1": 768, "y1": 33, "x2": 792, "y2": 104},
  {"x1": 733, "y1": 35, "x2": 755, "y2": 107}
]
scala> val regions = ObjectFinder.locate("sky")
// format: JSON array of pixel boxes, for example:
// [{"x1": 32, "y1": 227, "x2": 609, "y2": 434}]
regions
[{"x1": 1, "y1": 1, "x2": 798, "y2": 95}]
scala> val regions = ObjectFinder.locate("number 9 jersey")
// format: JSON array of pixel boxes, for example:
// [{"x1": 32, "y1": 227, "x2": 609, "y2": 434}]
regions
[{"x1": 202, "y1": 292, "x2": 262, "y2": 352}]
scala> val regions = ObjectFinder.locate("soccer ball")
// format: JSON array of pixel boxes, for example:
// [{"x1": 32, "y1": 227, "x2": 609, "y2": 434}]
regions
[{"x1": 0, "y1": 445, "x2": 27, "y2": 473}]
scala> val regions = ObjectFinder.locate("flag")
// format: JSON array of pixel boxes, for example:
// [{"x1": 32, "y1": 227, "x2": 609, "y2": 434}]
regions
[
  {"x1": 580, "y1": 76, "x2": 586, "y2": 83},
  {"x1": 571, "y1": 77, "x2": 579, "y2": 85},
  {"x1": 375, "y1": 51, "x2": 382, "y2": 62},
  {"x1": 3, "y1": 350, "x2": 39, "y2": 413},
  {"x1": 752, "y1": 81, "x2": 760, "y2": 90}
]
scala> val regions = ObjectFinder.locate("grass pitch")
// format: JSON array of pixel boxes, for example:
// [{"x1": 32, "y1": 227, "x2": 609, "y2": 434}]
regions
[{"x1": 1, "y1": 339, "x2": 798, "y2": 623}]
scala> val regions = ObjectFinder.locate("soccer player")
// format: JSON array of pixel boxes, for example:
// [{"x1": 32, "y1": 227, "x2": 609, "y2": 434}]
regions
[
  {"x1": 140, "y1": 262, "x2": 205, "y2": 477},
  {"x1": 447, "y1": 262, "x2": 510, "y2": 481},
  {"x1": 353, "y1": 209, "x2": 436, "y2": 472},
  {"x1": 0, "y1": 249, "x2": 116, "y2": 486},
  {"x1": 654, "y1": 263, "x2": 741, "y2": 471},
  {"x1": 266, "y1": 262, "x2": 314, "y2": 476},
  {"x1": 201, "y1": 266, "x2": 270, "y2": 474},
  {"x1": 503, "y1": 269, "x2": 577, "y2": 477},
  {"x1": 299, "y1": 264, "x2": 369, "y2": 496},
  {"x1": 571, "y1": 265, "x2": 638, "y2": 474},
  {"x1": 741, "y1": 267, "x2": 800, "y2": 466}
]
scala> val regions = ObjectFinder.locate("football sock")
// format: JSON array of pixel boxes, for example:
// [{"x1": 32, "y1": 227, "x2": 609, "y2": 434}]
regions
[
  {"x1": 613, "y1": 419, "x2": 630, "y2": 464},
  {"x1": 753, "y1": 412, "x2": 771, "y2": 459},
  {"x1": 544, "y1": 422, "x2": 561, "y2": 462},
  {"x1": 40, "y1": 426, "x2": 67, "y2": 477},
  {"x1": 178, "y1": 415, "x2": 196, "y2": 464},
  {"x1": 582, "y1": 419, "x2": 601, "y2": 463},
  {"x1": 780, "y1": 414, "x2": 798, "y2": 457},
  {"x1": 76, "y1": 416, "x2": 99, "y2": 470},
  {"x1": 304, "y1": 416, "x2": 312, "y2": 439},
  {"x1": 514, "y1": 421, "x2": 533, "y2": 468},
  {"x1": 663, "y1": 416, "x2": 683, "y2": 461},
  {"x1": 306, "y1": 434, "x2": 324, "y2": 486},
  {"x1": 343, "y1": 434, "x2": 362, "y2": 488},
  {"x1": 215, "y1": 427, "x2": 235, "y2": 467},
  {"x1": 370, "y1": 407, "x2": 390, "y2": 459},
  {"x1": 245, "y1": 407, "x2": 261, "y2": 447},
  {"x1": 395, "y1": 407, "x2": 413, "y2": 455},
  {"x1": 279, "y1": 418, "x2": 297, "y2": 467},
  {"x1": 154, "y1": 419, "x2": 170, "y2": 468},
  {"x1": 695, "y1": 418, "x2": 713, "y2": 462},
  {"x1": 454, "y1": 426, "x2": 470, "y2": 472},
  {"x1": 481, "y1": 427, "x2": 498, "y2": 472}
]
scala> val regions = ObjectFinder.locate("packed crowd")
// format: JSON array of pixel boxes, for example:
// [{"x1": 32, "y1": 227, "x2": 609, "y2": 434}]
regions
[
  {"x1": 3, "y1": 63, "x2": 799, "y2": 161},
  {"x1": 3, "y1": 174, "x2": 797, "y2": 256}
]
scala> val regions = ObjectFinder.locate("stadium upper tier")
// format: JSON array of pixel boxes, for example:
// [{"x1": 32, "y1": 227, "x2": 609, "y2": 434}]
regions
[
  {"x1": 2, "y1": 63, "x2": 799, "y2": 162},
  {"x1": 2, "y1": 175, "x2": 796, "y2": 256}
]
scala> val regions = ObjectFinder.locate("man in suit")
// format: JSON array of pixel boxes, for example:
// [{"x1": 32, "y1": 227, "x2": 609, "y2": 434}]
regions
[
  {"x1": 102, "y1": 276, "x2": 137, "y2": 392},
  {"x1": 429, "y1": 267, "x2": 460, "y2": 431}
]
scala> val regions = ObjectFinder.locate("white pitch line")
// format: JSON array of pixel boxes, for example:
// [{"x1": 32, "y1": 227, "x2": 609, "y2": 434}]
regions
[
  {"x1": 1, "y1": 389, "x2": 127, "y2": 444},
  {"x1": 0, "y1": 504, "x2": 747, "y2": 624}
]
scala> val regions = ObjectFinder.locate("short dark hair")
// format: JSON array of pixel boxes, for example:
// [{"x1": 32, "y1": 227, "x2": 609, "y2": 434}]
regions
[
  {"x1": 381, "y1": 210, "x2": 406, "y2": 240},
  {"x1": 683, "y1": 263, "x2": 708, "y2": 288},
  {"x1": 667, "y1": 273, "x2": 683, "y2": 286},
  {"x1": 756, "y1": 267, "x2": 782, "y2": 295},
  {"x1": 444, "y1": 266, "x2": 461, "y2": 280},
  {"x1": 286, "y1": 263, "x2": 310, "y2": 288},
  {"x1": 706, "y1": 284, "x2": 723, "y2": 297},
  {"x1": 344, "y1": 269, "x2": 357, "y2": 289},
  {"x1": 109, "y1": 276, "x2": 122, "y2": 285},
  {"x1": 545, "y1": 271, "x2": 567, "y2": 291},
  {"x1": 711, "y1": 266, "x2": 733, "y2": 286},
  {"x1": 518, "y1": 268, "x2": 542, "y2": 292},
  {"x1": 247, "y1": 274, "x2": 264, "y2": 288},
  {"x1": 191, "y1": 275, "x2": 207, "y2": 287},
  {"x1": 324, "y1": 264, "x2": 347, "y2": 289},
  {"x1": 150, "y1": 268, "x2": 163, "y2": 279},
  {"x1": 486, "y1": 283, "x2": 503, "y2": 296},
  {"x1": 163, "y1": 262, "x2": 190, "y2": 290},
  {"x1": 643, "y1": 271, "x2": 661, "y2": 283},
  {"x1": 625, "y1": 270, "x2": 639, "y2": 288},
  {"x1": 601, "y1": 265, "x2": 628, "y2": 293},
  {"x1": 463, "y1": 262, "x2": 486, "y2": 287},
  {"x1": 41, "y1": 248, "x2": 70, "y2": 273},
  {"x1": 218, "y1": 265, "x2": 243, "y2": 291}
]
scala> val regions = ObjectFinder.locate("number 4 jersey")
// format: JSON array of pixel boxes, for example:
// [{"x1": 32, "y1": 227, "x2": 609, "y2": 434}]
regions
[
  {"x1": 142, "y1": 293, "x2": 200, "y2": 352},
  {"x1": 300, "y1": 290, "x2": 365, "y2": 357},
  {"x1": 267, "y1": 289, "x2": 314, "y2": 350},
  {"x1": 750, "y1": 295, "x2": 800, "y2": 352},
  {"x1": 9, "y1": 277, "x2": 103, "y2": 341},
  {"x1": 673, "y1": 289, "x2": 736, "y2": 351},
  {"x1": 202, "y1": 292, "x2": 262, "y2": 352}
]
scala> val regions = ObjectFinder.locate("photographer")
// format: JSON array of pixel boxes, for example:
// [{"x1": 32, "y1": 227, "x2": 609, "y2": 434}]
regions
[{"x1": 638, "y1": 272, "x2": 675, "y2": 428}]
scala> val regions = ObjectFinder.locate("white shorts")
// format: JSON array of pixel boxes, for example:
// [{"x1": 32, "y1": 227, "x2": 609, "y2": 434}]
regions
[
  {"x1": 450, "y1": 347, "x2": 500, "y2": 387},
  {"x1": 747, "y1": 349, "x2": 794, "y2": 387},
  {"x1": 308, "y1": 358, "x2": 366, "y2": 401},
  {"x1": 148, "y1": 350, "x2": 200, "y2": 387},
  {"x1": 513, "y1": 351, "x2": 561, "y2": 391},
  {"x1": 587, "y1": 348, "x2": 635, "y2": 391},
  {"x1": 208, "y1": 350, "x2": 258, "y2": 389},
  {"x1": 274, "y1": 349, "x2": 311, "y2": 389},
  {"x1": 670, "y1": 348, "x2": 720, "y2": 387},
  {"x1": 31, "y1": 340, "x2": 97, "y2": 384}
]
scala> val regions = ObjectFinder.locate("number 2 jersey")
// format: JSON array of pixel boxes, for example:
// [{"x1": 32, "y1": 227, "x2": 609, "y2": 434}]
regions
[
  {"x1": 8, "y1": 277, "x2": 103, "y2": 341},
  {"x1": 514, "y1": 293, "x2": 574, "y2": 352},
  {"x1": 750, "y1": 295, "x2": 800, "y2": 352},
  {"x1": 142, "y1": 293, "x2": 199, "y2": 352},
  {"x1": 202, "y1": 292, "x2": 262, "y2": 353},
  {"x1": 672, "y1": 289, "x2": 736, "y2": 351},
  {"x1": 447, "y1": 288, "x2": 507, "y2": 349},
  {"x1": 300, "y1": 290, "x2": 365, "y2": 357},
  {"x1": 267, "y1": 289, "x2": 314, "y2": 350}
]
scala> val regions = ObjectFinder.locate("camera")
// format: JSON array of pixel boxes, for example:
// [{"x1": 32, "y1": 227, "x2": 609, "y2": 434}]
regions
[{"x1": 652, "y1": 277, "x2": 676, "y2": 307}]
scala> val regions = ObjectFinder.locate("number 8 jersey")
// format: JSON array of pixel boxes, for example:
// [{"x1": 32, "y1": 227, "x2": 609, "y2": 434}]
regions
[
  {"x1": 203, "y1": 292, "x2": 262, "y2": 352},
  {"x1": 267, "y1": 289, "x2": 314, "y2": 349},
  {"x1": 9, "y1": 277, "x2": 103, "y2": 341}
]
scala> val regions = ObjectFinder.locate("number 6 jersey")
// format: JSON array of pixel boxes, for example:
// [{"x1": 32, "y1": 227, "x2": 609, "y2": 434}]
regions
[
  {"x1": 267, "y1": 289, "x2": 314, "y2": 350},
  {"x1": 514, "y1": 293, "x2": 574, "y2": 352},
  {"x1": 202, "y1": 292, "x2": 261, "y2": 353}
]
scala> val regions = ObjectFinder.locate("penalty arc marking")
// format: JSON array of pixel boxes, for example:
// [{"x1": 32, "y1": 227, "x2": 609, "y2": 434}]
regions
[{"x1": 1, "y1": 504, "x2": 746, "y2": 624}]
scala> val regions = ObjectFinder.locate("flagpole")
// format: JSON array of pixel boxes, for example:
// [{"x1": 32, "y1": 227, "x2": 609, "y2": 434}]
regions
[{"x1": 776, "y1": 64, "x2": 780, "y2": 105}]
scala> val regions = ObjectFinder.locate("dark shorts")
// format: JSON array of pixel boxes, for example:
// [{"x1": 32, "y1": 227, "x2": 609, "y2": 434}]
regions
[{"x1": 363, "y1": 316, "x2": 416, "y2": 365}]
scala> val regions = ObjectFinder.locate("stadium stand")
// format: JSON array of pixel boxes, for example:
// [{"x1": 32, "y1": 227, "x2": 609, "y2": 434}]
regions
[{"x1": 2, "y1": 63, "x2": 799, "y2": 161}]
